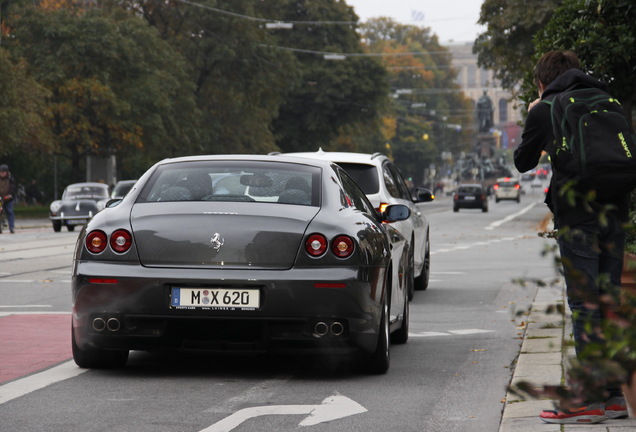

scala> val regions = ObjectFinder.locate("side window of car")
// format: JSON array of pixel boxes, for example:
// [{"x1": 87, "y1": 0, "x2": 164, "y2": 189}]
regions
[
  {"x1": 387, "y1": 163, "x2": 412, "y2": 200},
  {"x1": 382, "y1": 164, "x2": 401, "y2": 199},
  {"x1": 337, "y1": 168, "x2": 376, "y2": 215}
]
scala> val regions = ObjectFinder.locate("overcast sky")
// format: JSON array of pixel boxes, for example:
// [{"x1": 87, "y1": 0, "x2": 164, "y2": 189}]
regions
[{"x1": 345, "y1": 0, "x2": 485, "y2": 44}]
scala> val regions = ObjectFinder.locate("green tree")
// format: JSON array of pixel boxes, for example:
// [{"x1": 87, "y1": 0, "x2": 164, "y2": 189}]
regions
[
  {"x1": 116, "y1": 0, "x2": 299, "y2": 154},
  {"x1": 532, "y1": 0, "x2": 636, "y2": 127},
  {"x1": 0, "y1": 48, "x2": 51, "y2": 156},
  {"x1": 5, "y1": 4, "x2": 199, "y2": 181},
  {"x1": 265, "y1": 0, "x2": 389, "y2": 153},
  {"x1": 360, "y1": 18, "x2": 473, "y2": 186},
  {"x1": 474, "y1": 0, "x2": 563, "y2": 95}
]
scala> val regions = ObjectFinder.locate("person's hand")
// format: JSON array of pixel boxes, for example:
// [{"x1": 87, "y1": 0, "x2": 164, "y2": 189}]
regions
[{"x1": 527, "y1": 98, "x2": 542, "y2": 112}]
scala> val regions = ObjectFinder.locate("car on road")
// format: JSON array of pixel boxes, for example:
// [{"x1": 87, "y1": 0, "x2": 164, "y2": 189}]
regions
[
  {"x1": 49, "y1": 182, "x2": 109, "y2": 232},
  {"x1": 71, "y1": 154, "x2": 412, "y2": 374},
  {"x1": 453, "y1": 184, "x2": 488, "y2": 212},
  {"x1": 493, "y1": 177, "x2": 521, "y2": 203},
  {"x1": 278, "y1": 150, "x2": 435, "y2": 300},
  {"x1": 97, "y1": 179, "x2": 137, "y2": 211}
]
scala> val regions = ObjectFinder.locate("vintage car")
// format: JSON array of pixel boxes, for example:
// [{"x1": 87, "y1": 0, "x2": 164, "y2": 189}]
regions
[
  {"x1": 71, "y1": 155, "x2": 412, "y2": 373},
  {"x1": 49, "y1": 182, "x2": 109, "y2": 232}
]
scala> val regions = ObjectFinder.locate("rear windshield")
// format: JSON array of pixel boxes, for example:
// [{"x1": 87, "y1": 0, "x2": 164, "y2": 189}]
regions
[
  {"x1": 137, "y1": 161, "x2": 321, "y2": 206},
  {"x1": 337, "y1": 163, "x2": 379, "y2": 195},
  {"x1": 458, "y1": 186, "x2": 482, "y2": 194},
  {"x1": 498, "y1": 182, "x2": 518, "y2": 188}
]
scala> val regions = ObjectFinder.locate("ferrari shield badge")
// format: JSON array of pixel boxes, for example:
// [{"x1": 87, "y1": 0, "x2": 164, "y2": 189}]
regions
[{"x1": 210, "y1": 233, "x2": 224, "y2": 252}]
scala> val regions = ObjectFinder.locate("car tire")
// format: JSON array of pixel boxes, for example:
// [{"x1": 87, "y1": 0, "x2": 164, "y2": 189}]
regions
[
  {"x1": 482, "y1": 205, "x2": 488, "y2": 213},
  {"x1": 406, "y1": 247, "x2": 415, "y2": 301},
  {"x1": 495, "y1": 197, "x2": 500, "y2": 203},
  {"x1": 391, "y1": 296, "x2": 409, "y2": 345},
  {"x1": 363, "y1": 300, "x2": 390, "y2": 374},
  {"x1": 67, "y1": 225, "x2": 75, "y2": 232},
  {"x1": 414, "y1": 236, "x2": 430, "y2": 291},
  {"x1": 52, "y1": 220, "x2": 62, "y2": 232},
  {"x1": 72, "y1": 327, "x2": 129, "y2": 369},
  {"x1": 453, "y1": 206, "x2": 459, "y2": 212}
]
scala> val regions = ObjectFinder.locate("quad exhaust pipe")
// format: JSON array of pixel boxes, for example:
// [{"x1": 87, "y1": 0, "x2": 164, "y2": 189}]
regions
[{"x1": 313, "y1": 320, "x2": 345, "y2": 337}]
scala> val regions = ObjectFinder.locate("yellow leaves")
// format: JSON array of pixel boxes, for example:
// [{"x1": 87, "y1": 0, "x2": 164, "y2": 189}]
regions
[
  {"x1": 380, "y1": 116, "x2": 397, "y2": 140},
  {"x1": 49, "y1": 77, "x2": 144, "y2": 151}
]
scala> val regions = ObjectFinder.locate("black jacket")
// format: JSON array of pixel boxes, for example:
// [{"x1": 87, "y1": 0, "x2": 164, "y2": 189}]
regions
[
  {"x1": 0, "y1": 171, "x2": 17, "y2": 202},
  {"x1": 514, "y1": 68, "x2": 630, "y2": 230}
]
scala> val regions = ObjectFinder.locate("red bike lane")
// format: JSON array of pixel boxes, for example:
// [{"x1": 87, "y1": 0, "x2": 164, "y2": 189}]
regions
[{"x1": 0, "y1": 314, "x2": 72, "y2": 384}]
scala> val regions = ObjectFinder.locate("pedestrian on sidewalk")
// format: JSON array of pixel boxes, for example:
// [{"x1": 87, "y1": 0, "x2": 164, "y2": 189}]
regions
[
  {"x1": 514, "y1": 50, "x2": 633, "y2": 424},
  {"x1": 0, "y1": 164, "x2": 17, "y2": 234}
]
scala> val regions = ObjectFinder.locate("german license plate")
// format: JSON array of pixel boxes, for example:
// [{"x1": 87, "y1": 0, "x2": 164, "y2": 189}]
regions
[
  {"x1": 464, "y1": 196, "x2": 475, "y2": 200},
  {"x1": 171, "y1": 287, "x2": 260, "y2": 310},
  {"x1": 68, "y1": 219, "x2": 88, "y2": 225}
]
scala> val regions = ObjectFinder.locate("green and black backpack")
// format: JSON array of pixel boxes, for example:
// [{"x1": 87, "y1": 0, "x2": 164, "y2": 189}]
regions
[{"x1": 544, "y1": 85, "x2": 636, "y2": 198}]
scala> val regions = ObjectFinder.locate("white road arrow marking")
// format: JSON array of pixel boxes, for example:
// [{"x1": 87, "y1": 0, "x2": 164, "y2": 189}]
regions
[{"x1": 200, "y1": 394, "x2": 367, "y2": 432}]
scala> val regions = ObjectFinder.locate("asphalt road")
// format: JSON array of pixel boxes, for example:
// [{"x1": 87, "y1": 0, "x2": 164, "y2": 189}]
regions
[{"x1": 0, "y1": 188, "x2": 557, "y2": 431}]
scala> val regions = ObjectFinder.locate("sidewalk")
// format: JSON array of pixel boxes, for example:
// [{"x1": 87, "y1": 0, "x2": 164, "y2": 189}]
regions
[
  {"x1": 500, "y1": 283, "x2": 636, "y2": 431},
  {"x1": 11, "y1": 217, "x2": 50, "y2": 230}
]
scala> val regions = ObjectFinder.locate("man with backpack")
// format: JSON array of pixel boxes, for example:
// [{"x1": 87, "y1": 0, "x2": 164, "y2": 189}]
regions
[{"x1": 515, "y1": 50, "x2": 636, "y2": 424}]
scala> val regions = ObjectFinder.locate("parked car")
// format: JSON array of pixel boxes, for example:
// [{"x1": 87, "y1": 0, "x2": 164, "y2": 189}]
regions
[
  {"x1": 493, "y1": 177, "x2": 521, "y2": 203},
  {"x1": 49, "y1": 182, "x2": 109, "y2": 232},
  {"x1": 71, "y1": 154, "x2": 412, "y2": 374},
  {"x1": 453, "y1": 184, "x2": 488, "y2": 212},
  {"x1": 97, "y1": 180, "x2": 137, "y2": 211},
  {"x1": 279, "y1": 150, "x2": 434, "y2": 300}
]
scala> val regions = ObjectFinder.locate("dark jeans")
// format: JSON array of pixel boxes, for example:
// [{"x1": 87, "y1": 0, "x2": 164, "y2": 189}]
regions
[
  {"x1": 557, "y1": 219, "x2": 625, "y2": 399},
  {"x1": 2, "y1": 199, "x2": 15, "y2": 231}
]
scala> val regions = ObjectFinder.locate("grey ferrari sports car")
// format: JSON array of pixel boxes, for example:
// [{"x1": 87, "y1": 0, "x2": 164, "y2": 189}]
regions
[{"x1": 72, "y1": 155, "x2": 411, "y2": 373}]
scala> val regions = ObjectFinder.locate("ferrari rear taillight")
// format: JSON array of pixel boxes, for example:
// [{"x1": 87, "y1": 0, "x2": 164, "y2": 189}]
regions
[
  {"x1": 110, "y1": 230, "x2": 132, "y2": 253},
  {"x1": 305, "y1": 234, "x2": 355, "y2": 258},
  {"x1": 332, "y1": 235, "x2": 354, "y2": 258},
  {"x1": 86, "y1": 229, "x2": 132, "y2": 254},
  {"x1": 306, "y1": 234, "x2": 328, "y2": 257},
  {"x1": 86, "y1": 231, "x2": 108, "y2": 254}
]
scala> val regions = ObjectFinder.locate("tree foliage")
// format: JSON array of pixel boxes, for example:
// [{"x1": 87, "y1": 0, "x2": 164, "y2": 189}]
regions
[
  {"x1": 533, "y1": 0, "x2": 636, "y2": 127},
  {"x1": 0, "y1": 0, "x2": 481, "y2": 196},
  {"x1": 0, "y1": 49, "x2": 51, "y2": 156},
  {"x1": 360, "y1": 18, "x2": 473, "y2": 185},
  {"x1": 474, "y1": 0, "x2": 564, "y2": 96},
  {"x1": 475, "y1": 0, "x2": 636, "y2": 130},
  {"x1": 5, "y1": 4, "x2": 200, "y2": 181}
]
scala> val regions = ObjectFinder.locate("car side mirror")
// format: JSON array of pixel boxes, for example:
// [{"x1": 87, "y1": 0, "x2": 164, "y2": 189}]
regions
[
  {"x1": 414, "y1": 187, "x2": 434, "y2": 203},
  {"x1": 382, "y1": 204, "x2": 410, "y2": 222},
  {"x1": 105, "y1": 198, "x2": 122, "y2": 208}
]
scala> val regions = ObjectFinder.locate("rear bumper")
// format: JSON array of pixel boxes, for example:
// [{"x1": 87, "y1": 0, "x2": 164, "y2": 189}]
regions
[
  {"x1": 455, "y1": 199, "x2": 486, "y2": 208},
  {"x1": 72, "y1": 262, "x2": 385, "y2": 355}
]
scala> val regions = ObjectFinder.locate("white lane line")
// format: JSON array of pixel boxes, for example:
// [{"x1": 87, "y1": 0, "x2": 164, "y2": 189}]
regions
[
  {"x1": 0, "y1": 280, "x2": 35, "y2": 283},
  {"x1": 0, "y1": 305, "x2": 52, "y2": 308},
  {"x1": 409, "y1": 329, "x2": 495, "y2": 338},
  {"x1": 485, "y1": 202, "x2": 537, "y2": 230},
  {"x1": 0, "y1": 311, "x2": 67, "y2": 316},
  {"x1": 431, "y1": 235, "x2": 525, "y2": 255},
  {"x1": 0, "y1": 360, "x2": 87, "y2": 405}
]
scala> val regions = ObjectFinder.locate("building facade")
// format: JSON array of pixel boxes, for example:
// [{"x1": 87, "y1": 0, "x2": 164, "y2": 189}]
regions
[{"x1": 446, "y1": 42, "x2": 523, "y2": 150}]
